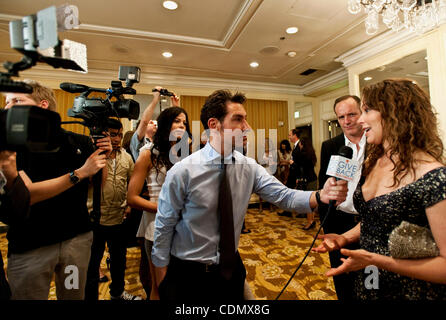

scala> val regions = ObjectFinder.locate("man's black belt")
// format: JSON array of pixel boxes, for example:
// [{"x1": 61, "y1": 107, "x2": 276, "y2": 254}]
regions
[{"x1": 170, "y1": 255, "x2": 220, "y2": 273}]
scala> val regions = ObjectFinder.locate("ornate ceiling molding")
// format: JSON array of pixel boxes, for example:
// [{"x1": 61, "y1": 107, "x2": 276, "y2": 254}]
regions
[
  {"x1": 17, "y1": 64, "x2": 304, "y2": 95},
  {"x1": 0, "y1": 0, "x2": 262, "y2": 51},
  {"x1": 335, "y1": 28, "x2": 417, "y2": 68}
]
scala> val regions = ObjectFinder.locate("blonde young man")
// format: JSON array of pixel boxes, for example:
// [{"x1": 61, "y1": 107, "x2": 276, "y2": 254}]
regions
[{"x1": 3, "y1": 80, "x2": 111, "y2": 300}]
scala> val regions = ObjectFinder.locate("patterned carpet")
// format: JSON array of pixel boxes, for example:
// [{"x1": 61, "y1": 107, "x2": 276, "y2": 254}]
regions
[
  {"x1": 0, "y1": 207, "x2": 337, "y2": 300},
  {"x1": 241, "y1": 207, "x2": 336, "y2": 300}
]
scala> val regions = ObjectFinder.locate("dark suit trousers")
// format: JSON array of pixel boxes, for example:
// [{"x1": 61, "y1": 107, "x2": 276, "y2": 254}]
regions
[
  {"x1": 286, "y1": 169, "x2": 297, "y2": 189},
  {"x1": 159, "y1": 252, "x2": 246, "y2": 301},
  {"x1": 319, "y1": 206, "x2": 360, "y2": 301}
]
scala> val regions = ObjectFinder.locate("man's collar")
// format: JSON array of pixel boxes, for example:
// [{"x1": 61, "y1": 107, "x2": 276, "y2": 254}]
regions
[
  {"x1": 344, "y1": 132, "x2": 366, "y2": 147},
  {"x1": 294, "y1": 140, "x2": 300, "y2": 148},
  {"x1": 202, "y1": 142, "x2": 238, "y2": 163}
]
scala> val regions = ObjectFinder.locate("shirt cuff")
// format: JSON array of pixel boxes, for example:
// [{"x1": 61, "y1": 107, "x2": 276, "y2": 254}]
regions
[
  {"x1": 151, "y1": 252, "x2": 170, "y2": 268},
  {"x1": 289, "y1": 190, "x2": 313, "y2": 213}
]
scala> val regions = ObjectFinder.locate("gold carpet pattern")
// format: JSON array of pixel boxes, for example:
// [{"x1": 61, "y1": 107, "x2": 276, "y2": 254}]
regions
[
  {"x1": 0, "y1": 208, "x2": 336, "y2": 300},
  {"x1": 240, "y1": 208, "x2": 336, "y2": 300}
]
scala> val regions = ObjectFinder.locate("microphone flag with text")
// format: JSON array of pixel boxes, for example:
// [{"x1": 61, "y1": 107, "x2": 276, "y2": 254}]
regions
[
  {"x1": 326, "y1": 145, "x2": 356, "y2": 207},
  {"x1": 326, "y1": 145, "x2": 358, "y2": 182}
]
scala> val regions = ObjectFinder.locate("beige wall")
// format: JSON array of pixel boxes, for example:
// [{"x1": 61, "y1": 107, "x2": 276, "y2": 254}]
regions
[
  {"x1": 346, "y1": 24, "x2": 446, "y2": 146},
  {"x1": 6, "y1": 24, "x2": 446, "y2": 167}
]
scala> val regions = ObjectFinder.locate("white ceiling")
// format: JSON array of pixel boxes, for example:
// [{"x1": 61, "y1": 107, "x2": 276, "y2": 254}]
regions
[
  {"x1": 0, "y1": 0, "x2": 388, "y2": 89},
  {"x1": 359, "y1": 50, "x2": 429, "y2": 92}
]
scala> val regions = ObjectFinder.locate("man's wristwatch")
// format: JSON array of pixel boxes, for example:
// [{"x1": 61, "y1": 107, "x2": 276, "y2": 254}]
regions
[
  {"x1": 69, "y1": 171, "x2": 80, "y2": 185},
  {"x1": 315, "y1": 190, "x2": 324, "y2": 207}
]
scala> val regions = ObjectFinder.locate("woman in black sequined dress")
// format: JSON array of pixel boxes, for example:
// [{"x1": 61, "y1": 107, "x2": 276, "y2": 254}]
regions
[{"x1": 313, "y1": 79, "x2": 446, "y2": 299}]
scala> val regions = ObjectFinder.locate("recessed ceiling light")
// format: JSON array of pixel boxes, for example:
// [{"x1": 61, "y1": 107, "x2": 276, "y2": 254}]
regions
[
  {"x1": 162, "y1": 51, "x2": 173, "y2": 58},
  {"x1": 287, "y1": 51, "x2": 297, "y2": 58},
  {"x1": 163, "y1": 1, "x2": 178, "y2": 10},
  {"x1": 250, "y1": 62, "x2": 259, "y2": 68},
  {"x1": 364, "y1": 76, "x2": 372, "y2": 81},
  {"x1": 286, "y1": 27, "x2": 298, "y2": 34}
]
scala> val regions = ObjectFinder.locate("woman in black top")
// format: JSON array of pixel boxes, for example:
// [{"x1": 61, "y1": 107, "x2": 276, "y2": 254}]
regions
[
  {"x1": 297, "y1": 138, "x2": 317, "y2": 230},
  {"x1": 313, "y1": 79, "x2": 446, "y2": 299}
]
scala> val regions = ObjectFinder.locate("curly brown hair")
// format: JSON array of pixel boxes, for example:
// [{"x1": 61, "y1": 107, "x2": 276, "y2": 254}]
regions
[{"x1": 362, "y1": 79, "x2": 444, "y2": 187}]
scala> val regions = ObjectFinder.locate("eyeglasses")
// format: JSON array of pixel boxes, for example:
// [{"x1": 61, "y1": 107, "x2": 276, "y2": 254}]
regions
[{"x1": 109, "y1": 132, "x2": 123, "y2": 138}]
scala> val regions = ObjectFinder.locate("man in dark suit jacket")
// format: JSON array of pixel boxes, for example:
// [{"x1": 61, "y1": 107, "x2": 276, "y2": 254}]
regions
[
  {"x1": 318, "y1": 95, "x2": 366, "y2": 301},
  {"x1": 278, "y1": 128, "x2": 303, "y2": 217}
]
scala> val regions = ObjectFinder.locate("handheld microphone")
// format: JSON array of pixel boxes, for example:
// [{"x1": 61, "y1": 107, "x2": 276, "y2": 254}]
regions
[
  {"x1": 60, "y1": 82, "x2": 89, "y2": 93},
  {"x1": 276, "y1": 145, "x2": 358, "y2": 300},
  {"x1": 326, "y1": 145, "x2": 356, "y2": 206}
]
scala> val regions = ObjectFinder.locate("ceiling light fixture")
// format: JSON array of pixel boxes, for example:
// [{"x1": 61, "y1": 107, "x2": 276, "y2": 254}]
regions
[
  {"x1": 348, "y1": 0, "x2": 446, "y2": 35},
  {"x1": 364, "y1": 76, "x2": 373, "y2": 81},
  {"x1": 286, "y1": 27, "x2": 298, "y2": 34},
  {"x1": 250, "y1": 62, "x2": 259, "y2": 68},
  {"x1": 163, "y1": 1, "x2": 178, "y2": 10},
  {"x1": 287, "y1": 51, "x2": 297, "y2": 57},
  {"x1": 162, "y1": 51, "x2": 173, "y2": 58}
]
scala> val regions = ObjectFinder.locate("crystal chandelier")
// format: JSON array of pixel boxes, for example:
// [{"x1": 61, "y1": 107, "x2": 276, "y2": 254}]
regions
[{"x1": 348, "y1": 0, "x2": 446, "y2": 35}]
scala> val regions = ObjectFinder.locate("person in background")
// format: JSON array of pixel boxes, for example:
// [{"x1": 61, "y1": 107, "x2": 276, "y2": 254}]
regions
[
  {"x1": 130, "y1": 86, "x2": 179, "y2": 160},
  {"x1": 317, "y1": 94, "x2": 365, "y2": 301},
  {"x1": 277, "y1": 139, "x2": 292, "y2": 185},
  {"x1": 0, "y1": 150, "x2": 29, "y2": 300},
  {"x1": 314, "y1": 79, "x2": 446, "y2": 299},
  {"x1": 3, "y1": 80, "x2": 111, "y2": 300},
  {"x1": 85, "y1": 118, "x2": 140, "y2": 300},
  {"x1": 260, "y1": 138, "x2": 277, "y2": 176},
  {"x1": 297, "y1": 138, "x2": 318, "y2": 230},
  {"x1": 127, "y1": 106, "x2": 192, "y2": 300},
  {"x1": 122, "y1": 130, "x2": 135, "y2": 159},
  {"x1": 127, "y1": 86, "x2": 178, "y2": 298},
  {"x1": 278, "y1": 128, "x2": 303, "y2": 217}
]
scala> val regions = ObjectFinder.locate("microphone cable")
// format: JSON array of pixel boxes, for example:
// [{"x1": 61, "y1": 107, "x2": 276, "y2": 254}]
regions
[{"x1": 275, "y1": 203, "x2": 335, "y2": 300}]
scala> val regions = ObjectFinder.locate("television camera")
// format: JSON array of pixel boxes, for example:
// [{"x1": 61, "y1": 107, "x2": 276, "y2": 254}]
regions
[
  {"x1": 1, "y1": 4, "x2": 85, "y2": 152},
  {"x1": 60, "y1": 66, "x2": 141, "y2": 139}
]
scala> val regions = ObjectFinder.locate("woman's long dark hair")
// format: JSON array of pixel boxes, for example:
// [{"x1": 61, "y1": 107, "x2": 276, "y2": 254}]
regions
[
  {"x1": 151, "y1": 107, "x2": 192, "y2": 176},
  {"x1": 279, "y1": 139, "x2": 291, "y2": 154},
  {"x1": 299, "y1": 138, "x2": 317, "y2": 166},
  {"x1": 362, "y1": 79, "x2": 444, "y2": 187}
]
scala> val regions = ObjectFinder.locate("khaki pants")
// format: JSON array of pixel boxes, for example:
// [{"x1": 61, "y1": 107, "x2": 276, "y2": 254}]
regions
[{"x1": 7, "y1": 231, "x2": 93, "y2": 300}]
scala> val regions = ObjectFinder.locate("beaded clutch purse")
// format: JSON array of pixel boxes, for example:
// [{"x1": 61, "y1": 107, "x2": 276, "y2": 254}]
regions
[{"x1": 388, "y1": 221, "x2": 439, "y2": 259}]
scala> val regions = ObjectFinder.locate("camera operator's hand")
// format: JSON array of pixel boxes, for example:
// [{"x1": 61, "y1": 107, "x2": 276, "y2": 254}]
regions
[
  {"x1": 94, "y1": 133, "x2": 112, "y2": 158},
  {"x1": 0, "y1": 151, "x2": 18, "y2": 189},
  {"x1": 152, "y1": 86, "x2": 162, "y2": 102},
  {"x1": 76, "y1": 148, "x2": 107, "y2": 179},
  {"x1": 171, "y1": 94, "x2": 180, "y2": 107}
]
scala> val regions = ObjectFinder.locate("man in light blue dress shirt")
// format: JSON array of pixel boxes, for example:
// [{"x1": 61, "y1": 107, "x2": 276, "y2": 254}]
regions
[{"x1": 152, "y1": 90, "x2": 348, "y2": 300}]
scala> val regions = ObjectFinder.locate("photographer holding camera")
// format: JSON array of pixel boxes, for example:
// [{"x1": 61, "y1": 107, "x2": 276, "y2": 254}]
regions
[
  {"x1": 2, "y1": 80, "x2": 112, "y2": 300},
  {"x1": 130, "y1": 86, "x2": 179, "y2": 160},
  {"x1": 0, "y1": 151, "x2": 28, "y2": 300}
]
